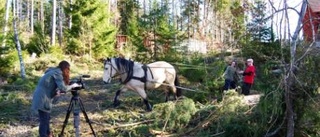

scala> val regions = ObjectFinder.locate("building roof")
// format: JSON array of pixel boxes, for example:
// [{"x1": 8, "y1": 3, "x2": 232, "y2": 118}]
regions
[{"x1": 309, "y1": 0, "x2": 320, "y2": 12}]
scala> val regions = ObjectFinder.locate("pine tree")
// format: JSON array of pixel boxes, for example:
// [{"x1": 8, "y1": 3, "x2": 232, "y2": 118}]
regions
[
  {"x1": 117, "y1": 0, "x2": 143, "y2": 56},
  {"x1": 246, "y1": 0, "x2": 273, "y2": 42},
  {"x1": 64, "y1": 0, "x2": 117, "y2": 59},
  {"x1": 180, "y1": 0, "x2": 201, "y2": 38},
  {"x1": 136, "y1": 0, "x2": 180, "y2": 59}
]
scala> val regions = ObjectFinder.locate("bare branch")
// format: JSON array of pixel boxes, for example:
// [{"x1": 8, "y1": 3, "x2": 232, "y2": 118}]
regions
[{"x1": 264, "y1": 7, "x2": 300, "y2": 22}]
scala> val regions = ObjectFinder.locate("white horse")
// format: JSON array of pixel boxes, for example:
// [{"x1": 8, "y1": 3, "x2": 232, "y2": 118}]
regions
[{"x1": 103, "y1": 57, "x2": 181, "y2": 111}]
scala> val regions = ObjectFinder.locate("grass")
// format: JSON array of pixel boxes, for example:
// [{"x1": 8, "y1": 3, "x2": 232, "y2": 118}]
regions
[
  {"x1": 2, "y1": 55, "x2": 309, "y2": 137},
  {"x1": 0, "y1": 85, "x2": 252, "y2": 137}
]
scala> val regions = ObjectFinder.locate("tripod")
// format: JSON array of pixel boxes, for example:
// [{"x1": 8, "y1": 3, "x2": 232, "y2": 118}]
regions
[{"x1": 59, "y1": 90, "x2": 96, "y2": 137}]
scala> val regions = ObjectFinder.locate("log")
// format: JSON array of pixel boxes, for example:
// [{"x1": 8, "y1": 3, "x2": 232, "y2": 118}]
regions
[{"x1": 243, "y1": 94, "x2": 263, "y2": 105}]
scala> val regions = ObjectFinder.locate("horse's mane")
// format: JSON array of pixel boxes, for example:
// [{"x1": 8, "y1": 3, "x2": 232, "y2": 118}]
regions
[{"x1": 113, "y1": 57, "x2": 135, "y2": 84}]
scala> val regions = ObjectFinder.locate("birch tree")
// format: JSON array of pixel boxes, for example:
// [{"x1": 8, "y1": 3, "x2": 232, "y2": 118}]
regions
[
  {"x1": 58, "y1": 0, "x2": 63, "y2": 46},
  {"x1": 2, "y1": 0, "x2": 11, "y2": 47},
  {"x1": 30, "y1": 0, "x2": 34, "y2": 34},
  {"x1": 40, "y1": 0, "x2": 44, "y2": 30},
  {"x1": 51, "y1": 0, "x2": 57, "y2": 46},
  {"x1": 12, "y1": 0, "x2": 26, "y2": 79}
]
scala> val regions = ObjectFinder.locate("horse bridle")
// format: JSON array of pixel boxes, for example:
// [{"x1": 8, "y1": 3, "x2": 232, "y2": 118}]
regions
[
  {"x1": 104, "y1": 61, "x2": 127, "y2": 81},
  {"x1": 104, "y1": 59, "x2": 154, "y2": 86}
]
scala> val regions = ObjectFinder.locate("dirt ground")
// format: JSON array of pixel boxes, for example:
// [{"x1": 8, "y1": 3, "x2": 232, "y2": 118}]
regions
[{"x1": 0, "y1": 76, "x2": 159, "y2": 137}]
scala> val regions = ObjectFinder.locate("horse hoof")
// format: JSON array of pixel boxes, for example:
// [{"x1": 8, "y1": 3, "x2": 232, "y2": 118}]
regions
[
  {"x1": 146, "y1": 105, "x2": 153, "y2": 112},
  {"x1": 146, "y1": 108, "x2": 152, "y2": 112}
]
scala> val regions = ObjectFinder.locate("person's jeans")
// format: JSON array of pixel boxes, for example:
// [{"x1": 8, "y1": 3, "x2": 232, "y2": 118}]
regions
[
  {"x1": 223, "y1": 79, "x2": 236, "y2": 91},
  {"x1": 241, "y1": 82, "x2": 252, "y2": 95},
  {"x1": 38, "y1": 110, "x2": 50, "y2": 137}
]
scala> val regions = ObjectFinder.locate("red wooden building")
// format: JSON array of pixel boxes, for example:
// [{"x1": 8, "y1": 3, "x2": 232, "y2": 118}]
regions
[
  {"x1": 303, "y1": 0, "x2": 320, "y2": 42},
  {"x1": 116, "y1": 35, "x2": 128, "y2": 50}
]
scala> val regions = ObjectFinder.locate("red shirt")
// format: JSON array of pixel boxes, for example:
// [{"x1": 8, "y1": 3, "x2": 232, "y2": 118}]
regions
[{"x1": 243, "y1": 65, "x2": 255, "y2": 84}]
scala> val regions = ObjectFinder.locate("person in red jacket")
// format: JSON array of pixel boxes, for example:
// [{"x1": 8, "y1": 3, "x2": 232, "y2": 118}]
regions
[{"x1": 241, "y1": 58, "x2": 256, "y2": 95}]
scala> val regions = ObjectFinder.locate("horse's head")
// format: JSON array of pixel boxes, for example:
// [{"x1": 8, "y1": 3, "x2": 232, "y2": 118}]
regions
[{"x1": 103, "y1": 58, "x2": 116, "y2": 84}]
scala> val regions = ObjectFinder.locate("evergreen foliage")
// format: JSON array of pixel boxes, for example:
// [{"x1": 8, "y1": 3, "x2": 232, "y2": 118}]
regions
[
  {"x1": 0, "y1": 50, "x2": 19, "y2": 77},
  {"x1": 148, "y1": 98, "x2": 198, "y2": 132},
  {"x1": 118, "y1": 0, "x2": 139, "y2": 35},
  {"x1": 230, "y1": 0, "x2": 246, "y2": 40},
  {"x1": 246, "y1": 0, "x2": 274, "y2": 42},
  {"x1": 215, "y1": 0, "x2": 231, "y2": 12},
  {"x1": 117, "y1": 0, "x2": 181, "y2": 61},
  {"x1": 138, "y1": 1, "x2": 181, "y2": 60},
  {"x1": 25, "y1": 23, "x2": 50, "y2": 55},
  {"x1": 291, "y1": 53, "x2": 320, "y2": 136},
  {"x1": 117, "y1": 0, "x2": 144, "y2": 58},
  {"x1": 64, "y1": 0, "x2": 117, "y2": 59},
  {"x1": 180, "y1": 0, "x2": 201, "y2": 37}
]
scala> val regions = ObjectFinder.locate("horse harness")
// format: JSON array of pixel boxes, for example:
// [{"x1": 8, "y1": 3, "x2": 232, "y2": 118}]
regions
[
  {"x1": 131, "y1": 65, "x2": 154, "y2": 91},
  {"x1": 105, "y1": 61, "x2": 154, "y2": 91}
]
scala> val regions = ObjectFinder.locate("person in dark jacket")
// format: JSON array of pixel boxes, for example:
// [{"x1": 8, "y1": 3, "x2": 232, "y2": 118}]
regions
[
  {"x1": 31, "y1": 61, "x2": 81, "y2": 137},
  {"x1": 241, "y1": 58, "x2": 256, "y2": 95},
  {"x1": 223, "y1": 61, "x2": 238, "y2": 91}
]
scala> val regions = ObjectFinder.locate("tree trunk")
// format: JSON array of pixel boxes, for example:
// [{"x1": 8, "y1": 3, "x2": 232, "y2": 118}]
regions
[
  {"x1": 58, "y1": 0, "x2": 63, "y2": 46},
  {"x1": 30, "y1": 0, "x2": 34, "y2": 34},
  {"x1": 285, "y1": 1, "x2": 307, "y2": 137},
  {"x1": 285, "y1": 73, "x2": 294, "y2": 137},
  {"x1": 18, "y1": 0, "x2": 22, "y2": 21},
  {"x1": 13, "y1": 17, "x2": 26, "y2": 79},
  {"x1": 40, "y1": 0, "x2": 44, "y2": 31},
  {"x1": 153, "y1": 16, "x2": 157, "y2": 61},
  {"x1": 13, "y1": 0, "x2": 16, "y2": 18},
  {"x1": 68, "y1": 0, "x2": 73, "y2": 29},
  {"x1": 27, "y1": 0, "x2": 30, "y2": 32},
  {"x1": 143, "y1": 0, "x2": 146, "y2": 16},
  {"x1": 2, "y1": 0, "x2": 11, "y2": 47},
  {"x1": 51, "y1": 0, "x2": 57, "y2": 46}
]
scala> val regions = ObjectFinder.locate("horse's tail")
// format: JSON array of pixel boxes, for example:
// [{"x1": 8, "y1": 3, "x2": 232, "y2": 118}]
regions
[{"x1": 175, "y1": 74, "x2": 182, "y2": 97}]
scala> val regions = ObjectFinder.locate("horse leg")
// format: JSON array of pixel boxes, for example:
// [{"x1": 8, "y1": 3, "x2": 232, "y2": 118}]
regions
[
  {"x1": 173, "y1": 88, "x2": 178, "y2": 100},
  {"x1": 172, "y1": 75, "x2": 182, "y2": 100},
  {"x1": 113, "y1": 89, "x2": 121, "y2": 107},
  {"x1": 165, "y1": 87, "x2": 172, "y2": 102},
  {"x1": 165, "y1": 74, "x2": 180, "y2": 100},
  {"x1": 113, "y1": 87, "x2": 127, "y2": 108},
  {"x1": 165, "y1": 91, "x2": 169, "y2": 102},
  {"x1": 169, "y1": 85, "x2": 178, "y2": 100},
  {"x1": 143, "y1": 99, "x2": 152, "y2": 111},
  {"x1": 136, "y1": 88, "x2": 152, "y2": 111}
]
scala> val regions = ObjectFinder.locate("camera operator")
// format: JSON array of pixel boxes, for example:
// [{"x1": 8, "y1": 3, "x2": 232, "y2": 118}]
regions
[{"x1": 31, "y1": 60, "x2": 81, "y2": 137}]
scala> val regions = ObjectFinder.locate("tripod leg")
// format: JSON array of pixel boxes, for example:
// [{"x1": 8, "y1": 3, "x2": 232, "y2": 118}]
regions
[
  {"x1": 78, "y1": 98, "x2": 97, "y2": 137},
  {"x1": 73, "y1": 99, "x2": 81, "y2": 137},
  {"x1": 59, "y1": 99, "x2": 74, "y2": 137}
]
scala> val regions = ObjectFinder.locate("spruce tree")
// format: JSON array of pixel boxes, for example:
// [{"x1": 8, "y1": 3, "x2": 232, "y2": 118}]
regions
[
  {"x1": 117, "y1": 0, "x2": 143, "y2": 56},
  {"x1": 246, "y1": 0, "x2": 273, "y2": 42},
  {"x1": 64, "y1": 0, "x2": 117, "y2": 59},
  {"x1": 138, "y1": 0, "x2": 179, "y2": 59}
]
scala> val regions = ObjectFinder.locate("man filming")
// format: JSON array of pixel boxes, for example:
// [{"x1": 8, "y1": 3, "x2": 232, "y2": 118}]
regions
[{"x1": 31, "y1": 60, "x2": 81, "y2": 137}]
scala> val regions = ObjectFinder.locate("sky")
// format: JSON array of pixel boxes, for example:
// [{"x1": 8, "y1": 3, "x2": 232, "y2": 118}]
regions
[
  {"x1": 268, "y1": 0, "x2": 303, "y2": 39},
  {"x1": 136, "y1": 0, "x2": 304, "y2": 40}
]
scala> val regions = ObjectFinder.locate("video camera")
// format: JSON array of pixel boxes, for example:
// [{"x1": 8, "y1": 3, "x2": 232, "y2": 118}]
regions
[{"x1": 69, "y1": 74, "x2": 91, "y2": 91}]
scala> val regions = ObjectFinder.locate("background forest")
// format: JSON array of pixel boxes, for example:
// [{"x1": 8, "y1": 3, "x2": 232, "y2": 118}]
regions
[{"x1": 0, "y1": 0, "x2": 320, "y2": 136}]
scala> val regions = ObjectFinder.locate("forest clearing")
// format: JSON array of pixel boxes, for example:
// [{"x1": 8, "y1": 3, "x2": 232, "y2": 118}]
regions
[
  {"x1": 0, "y1": 57, "x2": 264, "y2": 137},
  {"x1": 1, "y1": 0, "x2": 320, "y2": 136}
]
